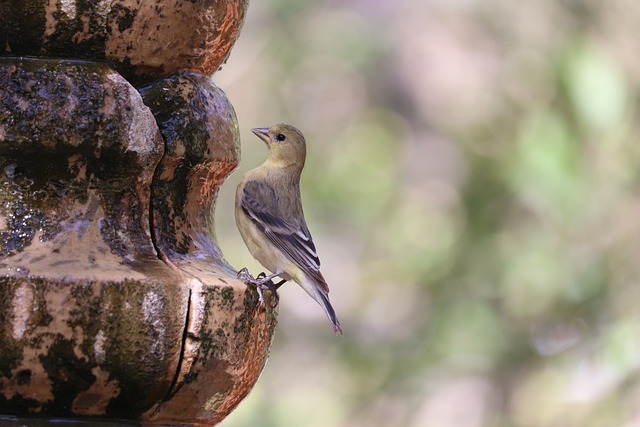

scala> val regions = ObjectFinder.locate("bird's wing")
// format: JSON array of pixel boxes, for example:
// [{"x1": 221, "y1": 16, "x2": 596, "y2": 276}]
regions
[{"x1": 241, "y1": 180, "x2": 329, "y2": 292}]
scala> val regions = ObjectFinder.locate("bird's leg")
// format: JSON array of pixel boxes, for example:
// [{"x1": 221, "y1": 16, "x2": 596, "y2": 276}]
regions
[
  {"x1": 255, "y1": 285, "x2": 266, "y2": 306},
  {"x1": 253, "y1": 271, "x2": 283, "y2": 286},
  {"x1": 253, "y1": 273, "x2": 285, "y2": 306},
  {"x1": 252, "y1": 272, "x2": 269, "y2": 306},
  {"x1": 237, "y1": 268, "x2": 265, "y2": 305},
  {"x1": 255, "y1": 272, "x2": 286, "y2": 307},
  {"x1": 237, "y1": 268, "x2": 283, "y2": 307}
]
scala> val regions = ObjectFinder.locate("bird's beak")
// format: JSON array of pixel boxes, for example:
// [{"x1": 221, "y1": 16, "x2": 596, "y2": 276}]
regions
[{"x1": 251, "y1": 127, "x2": 270, "y2": 145}]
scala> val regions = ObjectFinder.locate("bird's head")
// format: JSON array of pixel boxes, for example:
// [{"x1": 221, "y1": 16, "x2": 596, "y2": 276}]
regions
[{"x1": 252, "y1": 123, "x2": 307, "y2": 169}]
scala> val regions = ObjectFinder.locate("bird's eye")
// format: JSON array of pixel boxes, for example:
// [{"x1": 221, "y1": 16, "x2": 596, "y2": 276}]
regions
[{"x1": 275, "y1": 133, "x2": 286, "y2": 142}]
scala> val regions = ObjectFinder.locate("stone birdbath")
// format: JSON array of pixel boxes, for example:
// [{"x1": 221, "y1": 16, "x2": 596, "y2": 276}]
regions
[{"x1": 0, "y1": 1, "x2": 277, "y2": 426}]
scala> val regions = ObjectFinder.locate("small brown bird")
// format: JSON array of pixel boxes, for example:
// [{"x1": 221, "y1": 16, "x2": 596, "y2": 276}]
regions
[{"x1": 235, "y1": 123, "x2": 342, "y2": 335}]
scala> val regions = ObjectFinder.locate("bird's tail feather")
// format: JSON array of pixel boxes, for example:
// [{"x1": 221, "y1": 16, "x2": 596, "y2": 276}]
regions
[
  {"x1": 299, "y1": 275, "x2": 343, "y2": 335},
  {"x1": 318, "y1": 291, "x2": 343, "y2": 335}
]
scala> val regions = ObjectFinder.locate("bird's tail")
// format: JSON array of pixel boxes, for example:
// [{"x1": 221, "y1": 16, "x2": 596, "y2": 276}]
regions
[
  {"x1": 301, "y1": 276, "x2": 343, "y2": 335},
  {"x1": 318, "y1": 291, "x2": 343, "y2": 336}
]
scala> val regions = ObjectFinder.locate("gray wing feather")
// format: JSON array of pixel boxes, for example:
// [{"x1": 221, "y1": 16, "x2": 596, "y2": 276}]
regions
[{"x1": 241, "y1": 180, "x2": 328, "y2": 290}]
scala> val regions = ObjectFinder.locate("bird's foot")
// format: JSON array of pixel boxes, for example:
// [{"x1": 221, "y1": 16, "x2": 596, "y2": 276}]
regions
[
  {"x1": 253, "y1": 270, "x2": 284, "y2": 286},
  {"x1": 237, "y1": 267, "x2": 255, "y2": 284},
  {"x1": 237, "y1": 268, "x2": 283, "y2": 308},
  {"x1": 256, "y1": 273, "x2": 285, "y2": 308}
]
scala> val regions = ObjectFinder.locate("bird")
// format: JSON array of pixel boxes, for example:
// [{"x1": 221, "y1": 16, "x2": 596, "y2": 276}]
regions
[{"x1": 235, "y1": 123, "x2": 343, "y2": 335}]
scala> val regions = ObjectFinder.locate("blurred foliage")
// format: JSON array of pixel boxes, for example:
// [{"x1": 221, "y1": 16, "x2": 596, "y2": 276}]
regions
[{"x1": 215, "y1": 0, "x2": 640, "y2": 426}]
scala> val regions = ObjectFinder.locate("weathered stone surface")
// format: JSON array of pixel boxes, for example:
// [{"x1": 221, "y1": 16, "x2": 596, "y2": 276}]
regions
[
  {"x1": 0, "y1": 58, "x2": 277, "y2": 425},
  {"x1": 143, "y1": 279, "x2": 277, "y2": 426},
  {"x1": 0, "y1": 0, "x2": 250, "y2": 84},
  {"x1": 140, "y1": 72, "x2": 240, "y2": 268},
  {"x1": 0, "y1": 277, "x2": 189, "y2": 417},
  {"x1": 0, "y1": 57, "x2": 163, "y2": 270},
  {"x1": 0, "y1": 57, "x2": 186, "y2": 417}
]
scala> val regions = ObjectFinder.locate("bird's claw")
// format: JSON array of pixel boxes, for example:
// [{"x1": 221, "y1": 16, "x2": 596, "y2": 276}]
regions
[
  {"x1": 237, "y1": 268, "x2": 281, "y2": 308},
  {"x1": 259, "y1": 281, "x2": 281, "y2": 309},
  {"x1": 237, "y1": 267, "x2": 254, "y2": 284}
]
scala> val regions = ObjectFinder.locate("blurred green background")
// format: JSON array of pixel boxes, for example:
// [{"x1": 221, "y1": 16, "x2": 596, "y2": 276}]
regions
[{"x1": 215, "y1": 1, "x2": 640, "y2": 426}]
